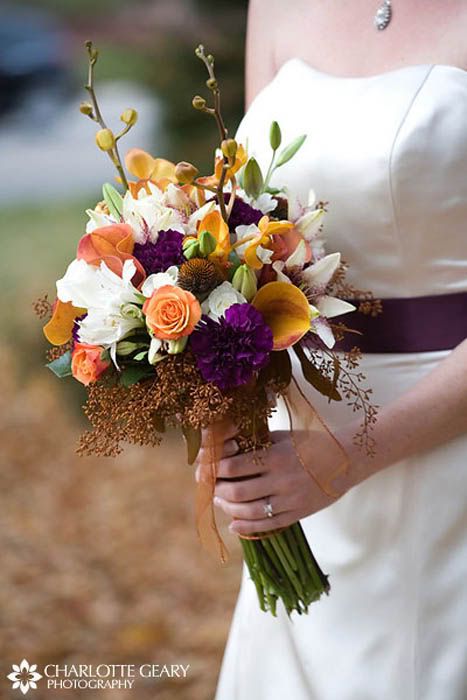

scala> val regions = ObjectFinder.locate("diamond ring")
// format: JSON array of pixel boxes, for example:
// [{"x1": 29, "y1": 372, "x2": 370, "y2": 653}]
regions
[{"x1": 263, "y1": 498, "x2": 274, "y2": 519}]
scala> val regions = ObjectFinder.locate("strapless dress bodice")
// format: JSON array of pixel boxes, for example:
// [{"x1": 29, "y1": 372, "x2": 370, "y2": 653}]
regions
[{"x1": 235, "y1": 59, "x2": 467, "y2": 298}]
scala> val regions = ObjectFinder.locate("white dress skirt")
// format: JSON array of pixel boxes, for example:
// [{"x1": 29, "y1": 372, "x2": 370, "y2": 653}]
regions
[{"x1": 215, "y1": 60, "x2": 467, "y2": 700}]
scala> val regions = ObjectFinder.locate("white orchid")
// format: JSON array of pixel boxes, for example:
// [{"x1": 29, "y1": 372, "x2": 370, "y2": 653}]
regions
[
  {"x1": 201, "y1": 281, "x2": 247, "y2": 321},
  {"x1": 122, "y1": 182, "x2": 184, "y2": 243},
  {"x1": 236, "y1": 186, "x2": 278, "y2": 215},
  {"x1": 273, "y1": 252, "x2": 355, "y2": 348},
  {"x1": 184, "y1": 200, "x2": 217, "y2": 236},
  {"x1": 286, "y1": 187, "x2": 326, "y2": 260},
  {"x1": 141, "y1": 265, "x2": 179, "y2": 298}
]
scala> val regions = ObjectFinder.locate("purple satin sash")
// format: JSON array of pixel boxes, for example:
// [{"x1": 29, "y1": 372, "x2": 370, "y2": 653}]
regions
[{"x1": 336, "y1": 290, "x2": 467, "y2": 353}]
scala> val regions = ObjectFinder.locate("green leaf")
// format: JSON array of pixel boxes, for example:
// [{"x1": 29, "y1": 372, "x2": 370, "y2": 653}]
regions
[
  {"x1": 275, "y1": 134, "x2": 307, "y2": 168},
  {"x1": 133, "y1": 351, "x2": 148, "y2": 361},
  {"x1": 182, "y1": 424, "x2": 202, "y2": 465},
  {"x1": 265, "y1": 186, "x2": 282, "y2": 195},
  {"x1": 293, "y1": 343, "x2": 342, "y2": 401},
  {"x1": 243, "y1": 157, "x2": 264, "y2": 199},
  {"x1": 102, "y1": 182, "x2": 123, "y2": 220},
  {"x1": 119, "y1": 365, "x2": 154, "y2": 387},
  {"x1": 46, "y1": 351, "x2": 72, "y2": 379}
]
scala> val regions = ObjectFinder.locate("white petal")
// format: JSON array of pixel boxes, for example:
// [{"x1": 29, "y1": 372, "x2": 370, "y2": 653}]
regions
[
  {"x1": 311, "y1": 317, "x2": 336, "y2": 348},
  {"x1": 316, "y1": 295, "x2": 356, "y2": 318},
  {"x1": 20, "y1": 682, "x2": 29, "y2": 695},
  {"x1": 296, "y1": 208, "x2": 325, "y2": 240},
  {"x1": 148, "y1": 337, "x2": 163, "y2": 365},
  {"x1": 272, "y1": 261, "x2": 291, "y2": 284},
  {"x1": 285, "y1": 239, "x2": 307, "y2": 267},
  {"x1": 186, "y1": 200, "x2": 216, "y2": 235},
  {"x1": 20, "y1": 660, "x2": 29, "y2": 672},
  {"x1": 302, "y1": 252, "x2": 341, "y2": 288},
  {"x1": 256, "y1": 246, "x2": 274, "y2": 264},
  {"x1": 141, "y1": 267, "x2": 178, "y2": 297},
  {"x1": 7, "y1": 673, "x2": 20, "y2": 681}
]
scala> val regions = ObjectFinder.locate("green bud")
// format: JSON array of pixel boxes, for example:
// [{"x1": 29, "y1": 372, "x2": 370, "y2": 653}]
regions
[
  {"x1": 231, "y1": 264, "x2": 258, "y2": 302},
  {"x1": 269, "y1": 121, "x2": 282, "y2": 151},
  {"x1": 183, "y1": 238, "x2": 201, "y2": 259},
  {"x1": 192, "y1": 95, "x2": 207, "y2": 110},
  {"x1": 221, "y1": 138, "x2": 238, "y2": 162},
  {"x1": 102, "y1": 182, "x2": 123, "y2": 220},
  {"x1": 120, "y1": 303, "x2": 144, "y2": 323},
  {"x1": 80, "y1": 101, "x2": 94, "y2": 116},
  {"x1": 198, "y1": 230, "x2": 217, "y2": 257},
  {"x1": 95, "y1": 128, "x2": 115, "y2": 151},
  {"x1": 175, "y1": 161, "x2": 199, "y2": 184},
  {"x1": 120, "y1": 108, "x2": 138, "y2": 126},
  {"x1": 167, "y1": 337, "x2": 188, "y2": 355},
  {"x1": 116, "y1": 341, "x2": 148, "y2": 357},
  {"x1": 243, "y1": 157, "x2": 264, "y2": 200},
  {"x1": 206, "y1": 77, "x2": 218, "y2": 91}
]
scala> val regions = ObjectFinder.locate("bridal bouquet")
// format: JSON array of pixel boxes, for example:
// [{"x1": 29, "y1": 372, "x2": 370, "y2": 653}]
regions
[{"x1": 38, "y1": 43, "x2": 377, "y2": 616}]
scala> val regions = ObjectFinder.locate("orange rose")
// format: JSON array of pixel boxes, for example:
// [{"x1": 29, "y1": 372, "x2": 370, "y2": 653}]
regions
[
  {"x1": 71, "y1": 343, "x2": 110, "y2": 386},
  {"x1": 143, "y1": 285, "x2": 201, "y2": 341}
]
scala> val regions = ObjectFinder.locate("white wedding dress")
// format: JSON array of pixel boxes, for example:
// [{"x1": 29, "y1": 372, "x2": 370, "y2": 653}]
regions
[{"x1": 215, "y1": 60, "x2": 467, "y2": 700}]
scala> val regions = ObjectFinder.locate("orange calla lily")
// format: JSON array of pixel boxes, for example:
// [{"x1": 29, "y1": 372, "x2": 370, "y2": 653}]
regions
[
  {"x1": 43, "y1": 300, "x2": 85, "y2": 346},
  {"x1": 242, "y1": 216, "x2": 294, "y2": 270},
  {"x1": 197, "y1": 210, "x2": 231, "y2": 262},
  {"x1": 77, "y1": 223, "x2": 146, "y2": 286},
  {"x1": 252, "y1": 281, "x2": 311, "y2": 350},
  {"x1": 125, "y1": 148, "x2": 177, "y2": 194}
]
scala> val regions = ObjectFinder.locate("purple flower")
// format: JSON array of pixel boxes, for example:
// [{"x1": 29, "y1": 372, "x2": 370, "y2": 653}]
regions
[
  {"x1": 219, "y1": 194, "x2": 263, "y2": 233},
  {"x1": 190, "y1": 303, "x2": 273, "y2": 390},
  {"x1": 133, "y1": 229, "x2": 185, "y2": 274},
  {"x1": 72, "y1": 314, "x2": 87, "y2": 346}
]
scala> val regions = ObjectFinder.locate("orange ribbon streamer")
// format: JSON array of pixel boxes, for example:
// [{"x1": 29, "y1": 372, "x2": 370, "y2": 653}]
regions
[{"x1": 194, "y1": 378, "x2": 349, "y2": 562}]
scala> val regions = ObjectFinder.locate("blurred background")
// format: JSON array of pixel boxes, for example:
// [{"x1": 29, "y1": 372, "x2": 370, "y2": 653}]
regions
[{"x1": 0, "y1": 1, "x2": 248, "y2": 697}]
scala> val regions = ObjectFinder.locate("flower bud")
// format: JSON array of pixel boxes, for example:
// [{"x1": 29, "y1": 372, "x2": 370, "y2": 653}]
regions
[
  {"x1": 221, "y1": 138, "x2": 238, "y2": 161},
  {"x1": 192, "y1": 95, "x2": 207, "y2": 110},
  {"x1": 231, "y1": 264, "x2": 258, "y2": 302},
  {"x1": 121, "y1": 303, "x2": 144, "y2": 323},
  {"x1": 116, "y1": 341, "x2": 147, "y2": 356},
  {"x1": 206, "y1": 78, "x2": 217, "y2": 91},
  {"x1": 120, "y1": 108, "x2": 138, "y2": 126},
  {"x1": 269, "y1": 121, "x2": 282, "y2": 151},
  {"x1": 198, "y1": 230, "x2": 217, "y2": 257},
  {"x1": 175, "y1": 161, "x2": 199, "y2": 184},
  {"x1": 80, "y1": 101, "x2": 94, "y2": 116},
  {"x1": 95, "y1": 128, "x2": 115, "y2": 151},
  {"x1": 167, "y1": 337, "x2": 188, "y2": 355},
  {"x1": 243, "y1": 157, "x2": 264, "y2": 200},
  {"x1": 183, "y1": 238, "x2": 200, "y2": 259}
]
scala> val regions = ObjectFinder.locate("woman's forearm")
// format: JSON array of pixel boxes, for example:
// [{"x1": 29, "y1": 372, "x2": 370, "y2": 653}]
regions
[{"x1": 337, "y1": 339, "x2": 467, "y2": 488}]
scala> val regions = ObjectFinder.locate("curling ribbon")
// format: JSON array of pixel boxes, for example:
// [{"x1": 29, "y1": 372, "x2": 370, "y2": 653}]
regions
[{"x1": 194, "y1": 378, "x2": 350, "y2": 562}]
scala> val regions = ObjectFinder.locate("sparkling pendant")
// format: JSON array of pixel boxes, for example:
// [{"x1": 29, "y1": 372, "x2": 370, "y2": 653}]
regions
[{"x1": 374, "y1": 0, "x2": 392, "y2": 30}]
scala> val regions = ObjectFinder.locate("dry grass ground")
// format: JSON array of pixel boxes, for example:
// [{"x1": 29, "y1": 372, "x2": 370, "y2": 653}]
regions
[{"x1": 0, "y1": 347, "x2": 242, "y2": 699}]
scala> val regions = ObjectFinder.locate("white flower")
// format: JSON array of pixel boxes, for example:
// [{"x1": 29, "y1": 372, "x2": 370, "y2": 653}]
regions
[
  {"x1": 201, "y1": 281, "x2": 246, "y2": 320},
  {"x1": 148, "y1": 337, "x2": 163, "y2": 364},
  {"x1": 184, "y1": 200, "x2": 217, "y2": 236},
  {"x1": 122, "y1": 183, "x2": 184, "y2": 243},
  {"x1": 141, "y1": 265, "x2": 179, "y2": 298},
  {"x1": 85, "y1": 208, "x2": 117, "y2": 233},
  {"x1": 286, "y1": 187, "x2": 326, "y2": 260},
  {"x1": 234, "y1": 223, "x2": 273, "y2": 265},
  {"x1": 57, "y1": 259, "x2": 145, "y2": 348},
  {"x1": 7, "y1": 659, "x2": 42, "y2": 695},
  {"x1": 237, "y1": 187, "x2": 278, "y2": 215}
]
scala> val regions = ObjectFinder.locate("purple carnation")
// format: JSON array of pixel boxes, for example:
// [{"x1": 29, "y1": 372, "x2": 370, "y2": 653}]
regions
[
  {"x1": 72, "y1": 314, "x2": 87, "y2": 347},
  {"x1": 190, "y1": 303, "x2": 273, "y2": 390},
  {"x1": 220, "y1": 194, "x2": 263, "y2": 233},
  {"x1": 133, "y1": 229, "x2": 184, "y2": 274}
]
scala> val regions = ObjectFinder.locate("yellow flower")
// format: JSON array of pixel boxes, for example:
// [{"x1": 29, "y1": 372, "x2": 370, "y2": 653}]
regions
[
  {"x1": 197, "y1": 144, "x2": 248, "y2": 187},
  {"x1": 236, "y1": 216, "x2": 294, "y2": 270},
  {"x1": 197, "y1": 210, "x2": 231, "y2": 263},
  {"x1": 124, "y1": 148, "x2": 177, "y2": 194}
]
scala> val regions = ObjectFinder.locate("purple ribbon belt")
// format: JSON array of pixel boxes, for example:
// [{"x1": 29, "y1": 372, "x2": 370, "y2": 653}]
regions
[{"x1": 336, "y1": 291, "x2": 467, "y2": 353}]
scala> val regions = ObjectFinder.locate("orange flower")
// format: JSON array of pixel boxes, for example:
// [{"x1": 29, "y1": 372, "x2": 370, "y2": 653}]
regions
[
  {"x1": 71, "y1": 343, "x2": 110, "y2": 386},
  {"x1": 197, "y1": 210, "x2": 231, "y2": 263},
  {"x1": 240, "y1": 216, "x2": 294, "y2": 270},
  {"x1": 43, "y1": 300, "x2": 85, "y2": 346},
  {"x1": 197, "y1": 143, "x2": 248, "y2": 187},
  {"x1": 252, "y1": 281, "x2": 312, "y2": 350},
  {"x1": 77, "y1": 223, "x2": 145, "y2": 286},
  {"x1": 143, "y1": 285, "x2": 201, "y2": 341},
  {"x1": 125, "y1": 148, "x2": 177, "y2": 195}
]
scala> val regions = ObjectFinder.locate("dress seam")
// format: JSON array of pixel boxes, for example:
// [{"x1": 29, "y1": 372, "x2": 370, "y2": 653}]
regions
[{"x1": 388, "y1": 65, "x2": 435, "y2": 296}]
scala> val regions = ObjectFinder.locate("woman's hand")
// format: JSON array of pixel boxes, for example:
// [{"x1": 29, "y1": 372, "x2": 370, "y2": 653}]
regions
[{"x1": 195, "y1": 424, "x2": 354, "y2": 536}]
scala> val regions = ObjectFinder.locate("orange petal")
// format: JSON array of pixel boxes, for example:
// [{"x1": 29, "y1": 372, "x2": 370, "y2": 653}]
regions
[
  {"x1": 43, "y1": 300, "x2": 85, "y2": 346},
  {"x1": 252, "y1": 281, "x2": 311, "y2": 350},
  {"x1": 244, "y1": 237, "x2": 264, "y2": 270},
  {"x1": 77, "y1": 224, "x2": 135, "y2": 264},
  {"x1": 125, "y1": 148, "x2": 157, "y2": 180},
  {"x1": 150, "y1": 158, "x2": 177, "y2": 183}
]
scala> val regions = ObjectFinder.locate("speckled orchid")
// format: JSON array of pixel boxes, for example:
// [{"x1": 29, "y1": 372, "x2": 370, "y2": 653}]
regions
[{"x1": 234, "y1": 215, "x2": 294, "y2": 270}]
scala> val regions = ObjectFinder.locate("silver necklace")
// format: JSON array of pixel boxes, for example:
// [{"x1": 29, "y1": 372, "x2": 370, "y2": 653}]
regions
[{"x1": 374, "y1": 0, "x2": 392, "y2": 30}]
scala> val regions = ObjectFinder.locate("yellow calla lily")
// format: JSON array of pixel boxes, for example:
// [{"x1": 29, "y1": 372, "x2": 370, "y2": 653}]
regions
[
  {"x1": 197, "y1": 210, "x2": 231, "y2": 262},
  {"x1": 252, "y1": 281, "x2": 312, "y2": 350},
  {"x1": 43, "y1": 300, "x2": 86, "y2": 346}
]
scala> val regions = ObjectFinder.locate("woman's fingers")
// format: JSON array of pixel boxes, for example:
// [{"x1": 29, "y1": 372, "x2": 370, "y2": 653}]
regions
[
  {"x1": 229, "y1": 511, "x2": 295, "y2": 535},
  {"x1": 222, "y1": 439, "x2": 240, "y2": 458},
  {"x1": 214, "y1": 473, "x2": 274, "y2": 502},
  {"x1": 213, "y1": 494, "x2": 289, "y2": 521},
  {"x1": 200, "y1": 420, "x2": 238, "y2": 448}
]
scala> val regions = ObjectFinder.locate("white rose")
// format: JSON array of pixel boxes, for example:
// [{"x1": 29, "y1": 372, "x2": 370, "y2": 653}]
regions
[{"x1": 202, "y1": 281, "x2": 246, "y2": 321}]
